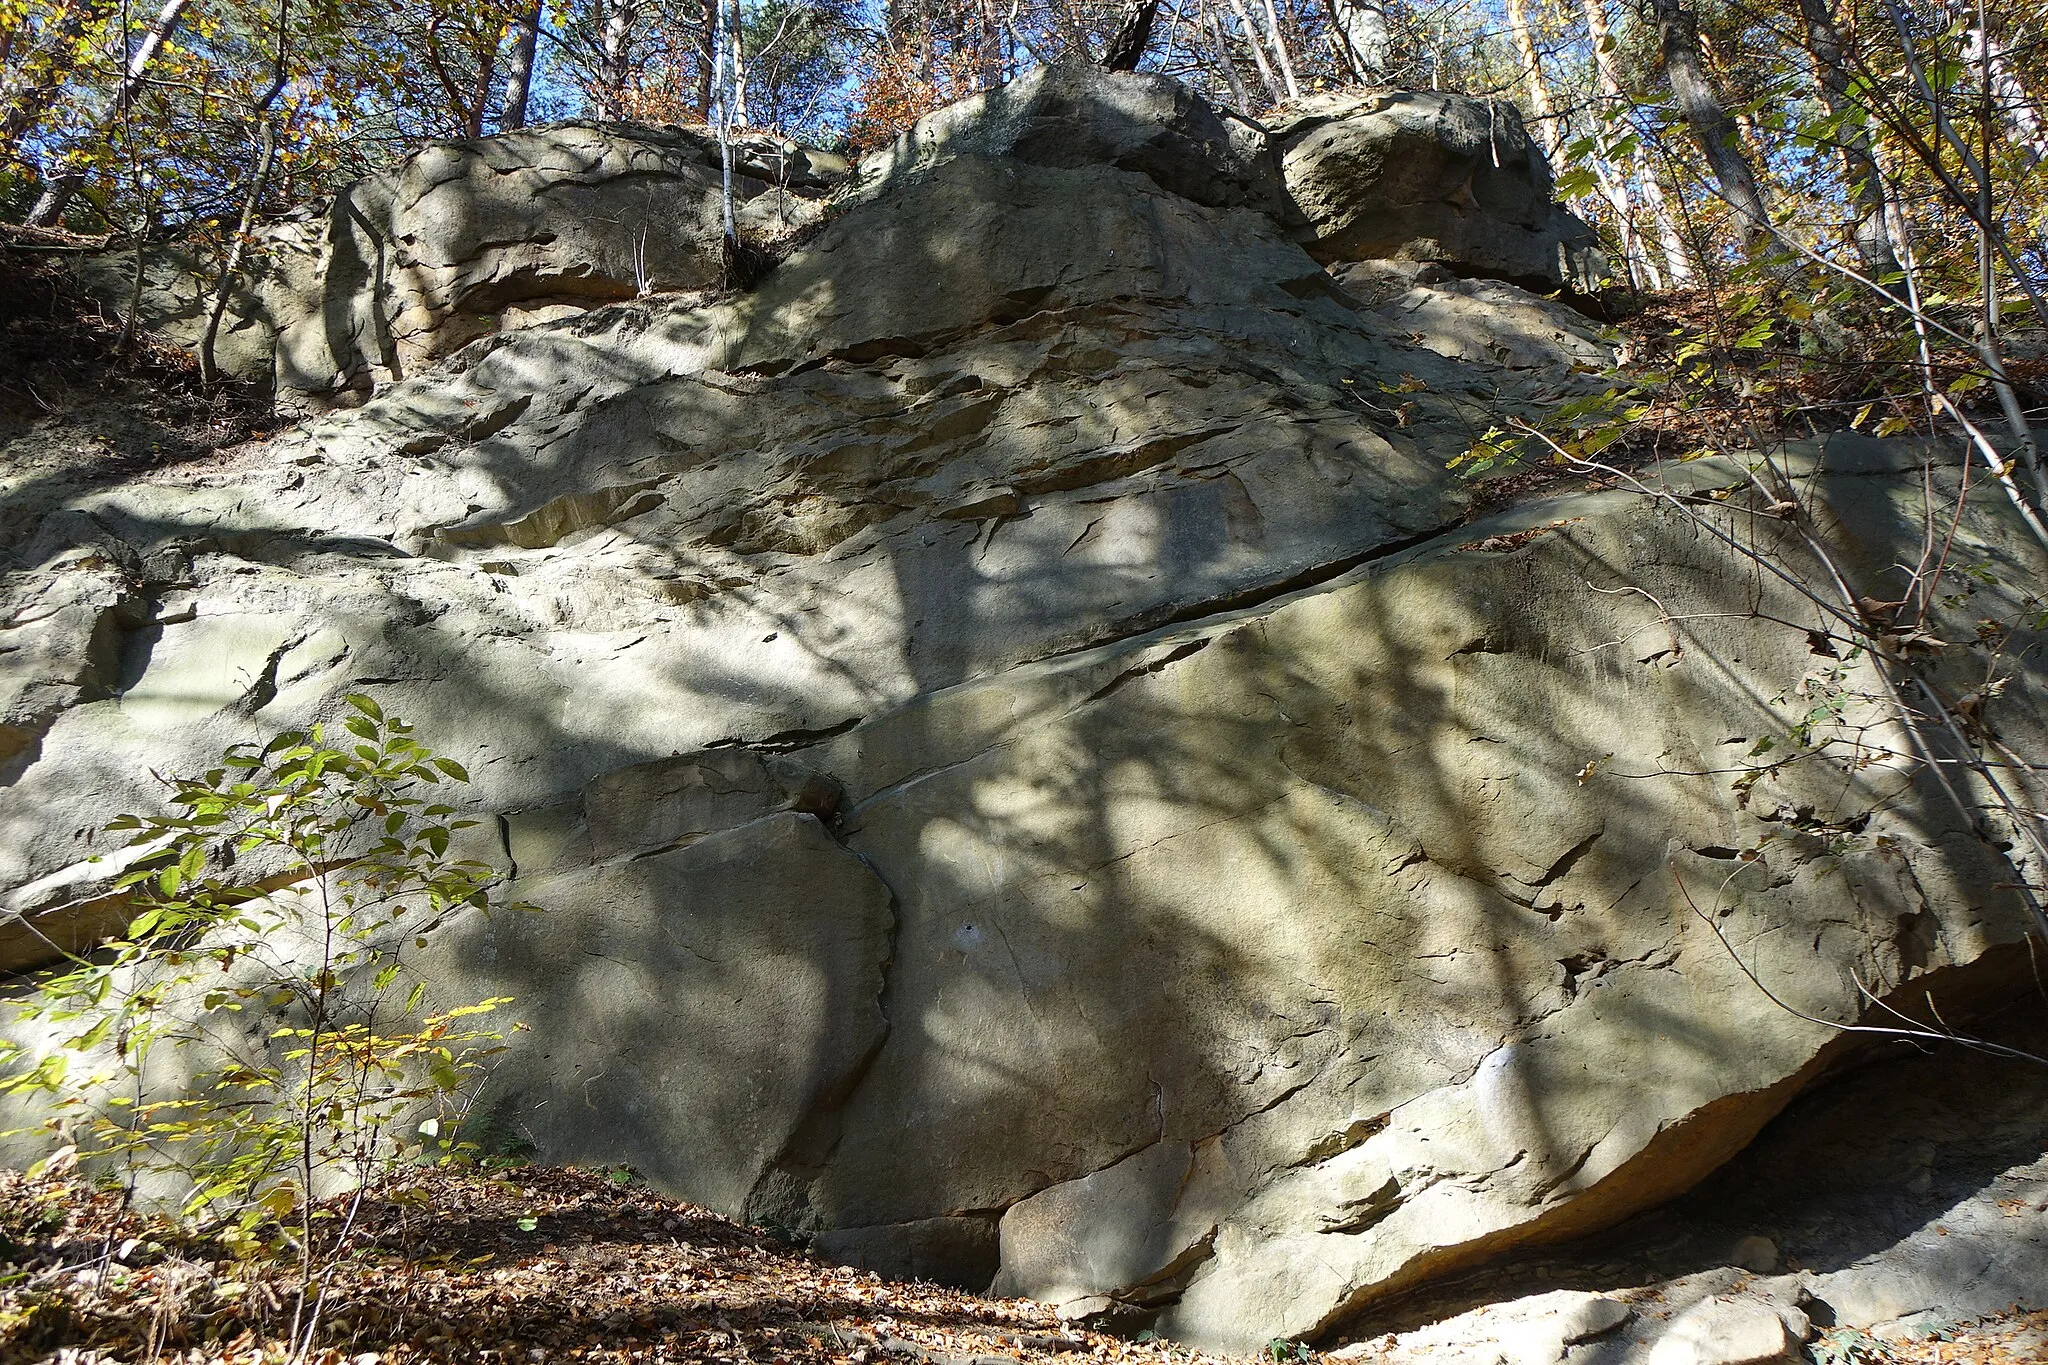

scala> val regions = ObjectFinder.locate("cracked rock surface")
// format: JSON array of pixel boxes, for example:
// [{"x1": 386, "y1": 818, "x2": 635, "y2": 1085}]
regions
[
  {"x1": 75, "y1": 122, "x2": 847, "y2": 410},
  {"x1": 6, "y1": 66, "x2": 2046, "y2": 1356}
]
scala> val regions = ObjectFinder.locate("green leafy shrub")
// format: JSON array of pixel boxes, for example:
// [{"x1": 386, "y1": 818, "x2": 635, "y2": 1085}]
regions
[{"x1": 0, "y1": 695, "x2": 532, "y2": 1261}]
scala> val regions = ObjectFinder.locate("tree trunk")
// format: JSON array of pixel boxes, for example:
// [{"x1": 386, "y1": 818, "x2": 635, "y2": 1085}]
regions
[
  {"x1": 1580, "y1": 0, "x2": 1691, "y2": 285},
  {"x1": 599, "y1": 0, "x2": 634, "y2": 119},
  {"x1": 1640, "y1": 166, "x2": 1692, "y2": 285},
  {"x1": 1221, "y1": 0, "x2": 1284, "y2": 103},
  {"x1": 731, "y1": 0, "x2": 748, "y2": 127},
  {"x1": 199, "y1": 122, "x2": 276, "y2": 385},
  {"x1": 1157, "y1": 0, "x2": 1190, "y2": 74},
  {"x1": 715, "y1": 0, "x2": 740, "y2": 282},
  {"x1": 28, "y1": 0, "x2": 193, "y2": 226},
  {"x1": 470, "y1": 32, "x2": 500, "y2": 137},
  {"x1": 1503, "y1": 0, "x2": 1558, "y2": 155},
  {"x1": 1965, "y1": 24, "x2": 2048, "y2": 167},
  {"x1": 1588, "y1": 156, "x2": 1647, "y2": 290},
  {"x1": 976, "y1": 0, "x2": 1004, "y2": 88},
  {"x1": 1201, "y1": 0, "x2": 1252, "y2": 106},
  {"x1": 1645, "y1": 0, "x2": 1768, "y2": 246},
  {"x1": 1101, "y1": 0, "x2": 1159, "y2": 69},
  {"x1": 1326, "y1": 0, "x2": 1388, "y2": 80},
  {"x1": 1259, "y1": 0, "x2": 1301, "y2": 100},
  {"x1": 695, "y1": 0, "x2": 717, "y2": 118},
  {"x1": 1795, "y1": 0, "x2": 1899, "y2": 278},
  {"x1": 501, "y1": 0, "x2": 542, "y2": 131},
  {"x1": 200, "y1": 0, "x2": 289, "y2": 387}
]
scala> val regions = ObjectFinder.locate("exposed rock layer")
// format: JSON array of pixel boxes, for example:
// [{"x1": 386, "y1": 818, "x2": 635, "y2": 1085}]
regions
[
  {"x1": 76, "y1": 123, "x2": 845, "y2": 408},
  {"x1": 74, "y1": 65, "x2": 1599, "y2": 410},
  {"x1": 6, "y1": 68, "x2": 2042, "y2": 1356}
]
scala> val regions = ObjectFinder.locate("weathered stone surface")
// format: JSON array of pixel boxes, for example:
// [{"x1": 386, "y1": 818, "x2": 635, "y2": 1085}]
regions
[
  {"x1": 581, "y1": 749, "x2": 840, "y2": 860},
  {"x1": 1272, "y1": 89, "x2": 1601, "y2": 290},
  {"x1": 1642, "y1": 1298, "x2": 1802, "y2": 1365},
  {"x1": 992, "y1": 1142, "x2": 1215, "y2": 1309},
  {"x1": 75, "y1": 122, "x2": 845, "y2": 408},
  {"x1": 417, "y1": 811, "x2": 893, "y2": 1217},
  {"x1": 746, "y1": 464, "x2": 2041, "y2": 1354},
  {"x1": 73, "y1": 75, "x2": 1614, "y2": 409},
  {"x1": 848, "y1": 58, "x2": 1291, "y2": 219},
  {"x1": 1330, "y1": 1011, "x2": 2048, "y2": 1356},
  {"x1": 7, "y1": 66, "x2": 2046, "y2": 1360},
  {"x1": 1331, "y1": 1289, "x2": 1630, "y2": 1364},
  {"x1": 1375, "y1": 277, "x2": 1618, "y2": 370}
]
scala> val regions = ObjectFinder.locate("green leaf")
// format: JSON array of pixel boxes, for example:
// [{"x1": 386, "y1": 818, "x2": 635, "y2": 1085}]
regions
[{"x1": 347, "y1": 694, "x2": 384, "y2": 722}]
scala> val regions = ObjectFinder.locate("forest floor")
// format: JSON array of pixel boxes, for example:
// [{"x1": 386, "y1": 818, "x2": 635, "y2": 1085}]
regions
[
  {"x1": 2, "y1": 1164, "x2": 2044, "y2": 1365},
  {"x1": 0, "y1": 248, "x2": 269, "y2": 504}
]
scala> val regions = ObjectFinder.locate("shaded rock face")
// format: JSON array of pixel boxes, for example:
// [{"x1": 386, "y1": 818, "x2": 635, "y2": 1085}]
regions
[
  {"x1": 75, "y1": 123, "x2": 846, "y2": 409},
  {"x1": 74, "y1": 69, "x2": 1600, "y2": 411},
  {"x1": 7, "y1": 70, "x2": 2045, "y2": 1357},
  {"x1": 1326, "y1": 1010, "x2": 2048, "y2": 1357},
  {"x1": 1271, "y1": 89, "x2": 1602, "y2": 290},
  {"x1": 848, "y1": 60, "x2": 1293, "y2": 220}
]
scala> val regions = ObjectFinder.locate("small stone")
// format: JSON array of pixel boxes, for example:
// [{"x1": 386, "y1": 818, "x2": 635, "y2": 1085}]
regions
[
  {"x1": 1729, "y1": 1236, "x2": 1779, "y2": 1274},
  {"x1": 1646, "y1": 1298, "x2": 1800, "y2": 1365}
]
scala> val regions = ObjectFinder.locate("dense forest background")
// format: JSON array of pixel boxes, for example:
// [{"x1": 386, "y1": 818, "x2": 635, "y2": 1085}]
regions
[{"x1": 2, "y1": 0, "x2": 2045, "y2": 302}]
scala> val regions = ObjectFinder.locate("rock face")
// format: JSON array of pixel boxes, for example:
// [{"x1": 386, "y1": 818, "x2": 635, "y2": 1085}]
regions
[
  {"x1": 7, "y1": 68, "x2": 2045, "y2": 1356},
  {"x1": 1328, "y1": 1008, "x2": 2048, "y2": 1359},
  {"x1": 1271, "y1": 89, "x2": 1601, "y2": 290},
  {"x1": 76, "y1": 123, "x2": 846, "y2": 409},
  {"x1": 73, "y1": 67, "x2": 1600, "y2": 411}
]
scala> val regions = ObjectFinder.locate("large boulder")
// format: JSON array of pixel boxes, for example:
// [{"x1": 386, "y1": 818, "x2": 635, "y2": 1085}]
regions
[
  {"x1": 846, "y1": 57, "x2": 1293, "y2": 220},
  {"x1": 1272, "y1": 89, "x2": 1602, "y2": 290},
  {"x1": 73, "y1": 123, "x2": 846, "y2": 410},
  {"x1": 6, "y1": 65, "x2": 2042, "y2": 1357},
  {"x1": 68, "y1": 73, "x2": 1606, "y2": 413}
]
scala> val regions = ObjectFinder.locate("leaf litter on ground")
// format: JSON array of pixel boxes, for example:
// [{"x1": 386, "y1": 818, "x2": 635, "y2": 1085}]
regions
[{"x1": 5, "y1": 1165, "x2": 2045, "y2": 1365}]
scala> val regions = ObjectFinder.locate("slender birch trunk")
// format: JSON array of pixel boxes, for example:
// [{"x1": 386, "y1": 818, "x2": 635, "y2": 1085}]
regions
[
  {"x1": 1796, "y1": 0, "x2": 1900, "y2": 277},
  {"x1": 598, "y1": 0, "x2": 634, "y2": 119},
  {"x1": 1580, "y1": 0, "x2": 1689, "y2": 284},
  {"x1": 200, "y1": 0, "x2": 290, "y2": 386},
  {"x1": 28, "y1": 0, "x2": 193, "y2": 225},
  {"x1": 1326, "y1": 0, "x2": 1388, "y2": 80},
  {"x1": 1503, "y1": 0, "x2": 1558, "y2": 155},
  {"x1": 731, "y1": 0, "x2": 748, "y2": 127},
  {"x1": 1965, "y1": 24, "x2": 2048, "y2": 166},
  {"x1": 1201, "y1": 0, "x2": 1252, "y2": 106},
  {"x1": 1221, "y1": 0, "x2": 1284, "y2": 103},
  {"x1": 1258, "y1": 0, "x2": 1301, "y2": 100}
]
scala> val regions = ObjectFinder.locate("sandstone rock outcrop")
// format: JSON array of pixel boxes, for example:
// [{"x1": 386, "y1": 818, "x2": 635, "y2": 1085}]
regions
[
  {"x1": 1271, "y1": 89, "x2": 1601, "y2": 291},
  {"x1": 72, "y1": 66, "x2": 1601, "y2": 411},
  {"x1": 7, "y1": 67, "x2": 2044, "y2": 1356},
  {"x1": 76, "y1": 123, "x2": 846, "y2": 408}
]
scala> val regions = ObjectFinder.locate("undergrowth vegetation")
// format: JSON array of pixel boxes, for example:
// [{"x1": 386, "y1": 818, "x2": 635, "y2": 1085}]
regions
[{"x1": 0, "y1": 698, "x2": 533, "y2": 1357}]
